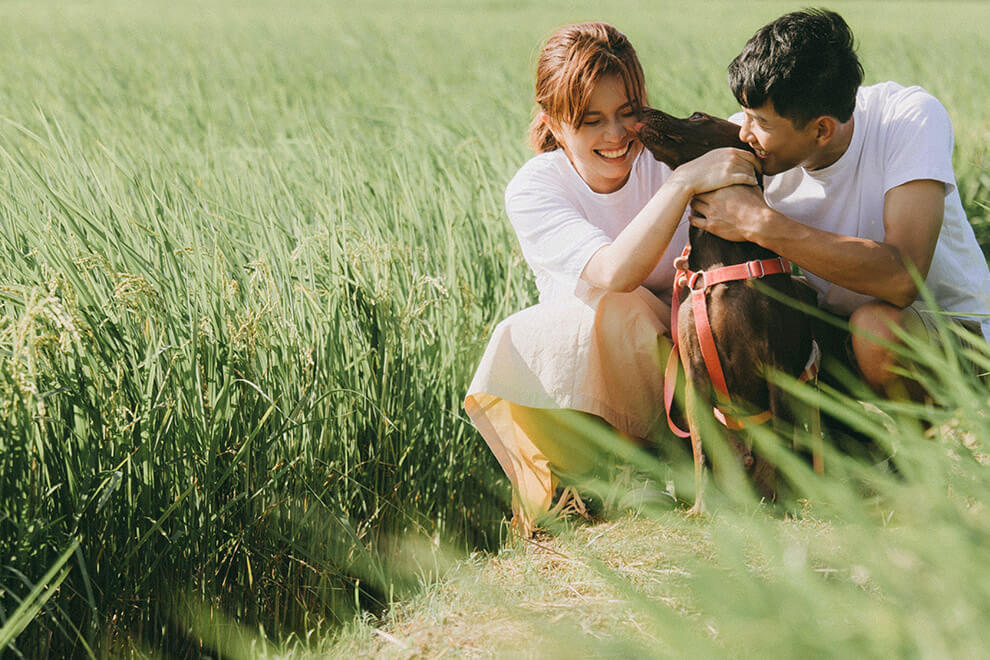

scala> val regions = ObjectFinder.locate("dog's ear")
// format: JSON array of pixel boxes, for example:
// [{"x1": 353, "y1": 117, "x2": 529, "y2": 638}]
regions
[
  {"x1": 636, "y1": 107, "x2": 677, "y2": 140},
  {"x1": 638, "y1": 106, "x2": 670, "y2": 125}
]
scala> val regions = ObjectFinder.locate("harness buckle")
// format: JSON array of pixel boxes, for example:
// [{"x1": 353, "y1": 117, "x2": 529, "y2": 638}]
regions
[
  {"x1": 688, "y1": 271, "x2": 706, "y2": 291},
  {"x1": 746, "y1": 260, "x2": 766, "y2": 278}
]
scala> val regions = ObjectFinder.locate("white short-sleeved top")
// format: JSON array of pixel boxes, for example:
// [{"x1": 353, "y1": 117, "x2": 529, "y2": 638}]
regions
[
  {"x1": 504, "y1": 148, "x2": 689, "y2": 303},
  {"x1": 734, "y1": 82, "x2": 989, "y2": 337}
]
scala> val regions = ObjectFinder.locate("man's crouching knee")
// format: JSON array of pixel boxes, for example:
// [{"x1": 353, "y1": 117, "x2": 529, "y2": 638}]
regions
[{"x1": 849, "y1": 300, "x2": 926, "y2": 393}]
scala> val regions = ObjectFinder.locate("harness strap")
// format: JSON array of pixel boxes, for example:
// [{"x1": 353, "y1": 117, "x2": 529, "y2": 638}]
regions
[
  {"x1": 692, "y1": 287, "x2": 730, "y2": 398},
  {"x1": 664, "y1": 248, "x2": 692, "y2": 438},
  {"x1": 715, "y1": 407, "x2": 772, "y2": 430},
  {"x1": 702, "y1": 256, "x2": 790, "y2": 288},
  {"x1": 663, "y1": 249, "x2": 816, "y2": 436},
  {"x1": 711, "y1": 338, "x2": 820, "y2": 430},
  {"x1": 800, "y1": 339, "x2": 821, "y2": 383},
  {"x1": 663, "y1": 343, "x2": 690, "y2": 438}
]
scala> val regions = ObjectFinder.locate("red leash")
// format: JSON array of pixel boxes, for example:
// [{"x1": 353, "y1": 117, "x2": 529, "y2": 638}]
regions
[{"x1": 664, "y1": 246, "x2": 817, "y2": 437}]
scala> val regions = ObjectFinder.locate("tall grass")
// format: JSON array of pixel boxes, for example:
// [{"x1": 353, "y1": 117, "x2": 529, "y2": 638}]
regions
[
  {"x1": 324, "y1": 294, "x2": 990, "y2": 659},
  {"x1": 0, "y1": 0, "x2": 987, "y2": 656}
]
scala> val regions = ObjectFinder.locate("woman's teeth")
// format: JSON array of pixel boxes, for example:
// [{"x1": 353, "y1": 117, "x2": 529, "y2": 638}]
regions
[{"x1": 596, "y1": 143, "x2": 630, "y2": 159}]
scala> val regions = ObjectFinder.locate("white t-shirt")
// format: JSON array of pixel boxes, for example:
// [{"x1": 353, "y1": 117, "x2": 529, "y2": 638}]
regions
[
  {"x1": 735, "y1": 82, "x2": 990, "y2": 337},
  {"x1": 504, "y1": 148, "x2": 689, "y2": 303}
]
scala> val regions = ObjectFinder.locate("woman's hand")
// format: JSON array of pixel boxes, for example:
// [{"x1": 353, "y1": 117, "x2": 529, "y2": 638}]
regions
[{"x1": 668, "y1": 147, "x2": 761, "y2": 196}]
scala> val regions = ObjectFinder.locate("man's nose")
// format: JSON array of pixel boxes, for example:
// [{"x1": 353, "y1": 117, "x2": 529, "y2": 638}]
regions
[{"x1": 738, "y1": 117, "x2": 754, "y2": 143}]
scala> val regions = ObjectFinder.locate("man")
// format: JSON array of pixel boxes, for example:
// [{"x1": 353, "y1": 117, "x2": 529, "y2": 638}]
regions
[{"x1": 690, "y1": 8, "x2": 990, "y2": 394}]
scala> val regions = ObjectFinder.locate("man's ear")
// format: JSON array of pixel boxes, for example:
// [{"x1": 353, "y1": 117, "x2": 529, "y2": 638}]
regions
[{"x1": 812, "y1": 116, "x2": 838, "y2": 145}]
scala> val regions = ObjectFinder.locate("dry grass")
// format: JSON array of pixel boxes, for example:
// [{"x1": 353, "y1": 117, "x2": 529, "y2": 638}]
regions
[{"x1": 325, "y1": 514, "x2": 838, "y2": 658}]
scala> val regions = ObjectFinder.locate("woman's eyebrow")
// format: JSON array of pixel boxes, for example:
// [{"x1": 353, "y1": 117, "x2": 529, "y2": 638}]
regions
[{"x1": 584, "y1": 103, "x2": 632, "y2": 116}]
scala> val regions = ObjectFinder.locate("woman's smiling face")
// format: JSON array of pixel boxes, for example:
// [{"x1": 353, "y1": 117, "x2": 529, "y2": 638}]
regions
[{"x1": 551, "y1": 74, "x2": 642, "y2": 193}]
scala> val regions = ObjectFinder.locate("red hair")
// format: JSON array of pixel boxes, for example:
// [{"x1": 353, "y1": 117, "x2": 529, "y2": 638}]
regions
[{"x1": 529, "y1": 22, "x2": 648, "y2": 153}]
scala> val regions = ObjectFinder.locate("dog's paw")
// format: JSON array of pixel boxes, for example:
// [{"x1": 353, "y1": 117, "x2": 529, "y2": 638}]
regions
[{"x1": 685, "y1": 500, "x2": 708, "y2": 518}]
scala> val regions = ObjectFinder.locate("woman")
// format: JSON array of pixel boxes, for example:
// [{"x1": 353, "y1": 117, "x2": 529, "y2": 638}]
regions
[{"x1": 465, "y1": 22, "x2": 758, "y2": 535}]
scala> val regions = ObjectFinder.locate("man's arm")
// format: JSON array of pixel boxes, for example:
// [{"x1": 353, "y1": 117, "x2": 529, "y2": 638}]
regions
[{"x1": 689, "y1": 178, "x2": 944, "y2": 308}]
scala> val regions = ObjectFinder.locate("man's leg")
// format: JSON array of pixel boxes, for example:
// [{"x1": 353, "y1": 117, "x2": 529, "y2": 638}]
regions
[{"x1": 848, "y1": 300, "x2": 929, "y2": 397}]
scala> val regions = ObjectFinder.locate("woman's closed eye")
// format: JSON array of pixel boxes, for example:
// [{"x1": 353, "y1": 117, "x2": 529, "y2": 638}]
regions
[{"x1": 583, "y1": 110, "x2": 635, "y2": 127}]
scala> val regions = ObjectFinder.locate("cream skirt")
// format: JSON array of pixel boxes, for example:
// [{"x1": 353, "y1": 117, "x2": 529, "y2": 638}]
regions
[{"x1": 464, "y1": 287, "x2": 673, "y2": 531}]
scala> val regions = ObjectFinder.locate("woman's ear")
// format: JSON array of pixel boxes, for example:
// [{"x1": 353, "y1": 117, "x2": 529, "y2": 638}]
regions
[
  {"x1": 542, "y1": 112, "x2": 563, "y2": 144},
  {"x1": 540, "y1": 111, "x2": 556, "y2": 132}
]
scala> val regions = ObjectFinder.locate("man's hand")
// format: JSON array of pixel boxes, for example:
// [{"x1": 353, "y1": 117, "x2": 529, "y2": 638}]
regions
[{"x1": 688, "y1": 184, "x2": 769, "y2": 242}]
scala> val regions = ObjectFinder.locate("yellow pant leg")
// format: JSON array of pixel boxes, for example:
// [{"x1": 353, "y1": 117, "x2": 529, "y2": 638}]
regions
[{"x1": 466, "y1": 396, "x2": 601, "y2": 534}]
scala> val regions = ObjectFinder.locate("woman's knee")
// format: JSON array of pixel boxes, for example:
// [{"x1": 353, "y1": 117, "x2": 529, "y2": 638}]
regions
[{"x1": 596, "y1": 289, "x2": 669, "y2": 338}]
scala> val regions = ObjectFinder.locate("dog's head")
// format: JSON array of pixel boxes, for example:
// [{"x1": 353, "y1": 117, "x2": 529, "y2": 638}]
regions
[{"x1": 635, "y1": 107, "x2": 751, "y2": 168}]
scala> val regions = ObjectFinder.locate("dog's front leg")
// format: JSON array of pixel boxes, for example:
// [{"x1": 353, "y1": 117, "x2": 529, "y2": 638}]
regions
[
  {"x1": 688, "y1": 447, "x2": 708, "y2": 516},
  {"x1": 680, "y1": 344, "x2": 709, "y2": 517}
]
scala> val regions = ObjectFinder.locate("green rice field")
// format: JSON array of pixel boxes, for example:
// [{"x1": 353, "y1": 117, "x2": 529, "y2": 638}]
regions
[{"x1": 1, "y1": 0, "x2": 988, "y2": 656}]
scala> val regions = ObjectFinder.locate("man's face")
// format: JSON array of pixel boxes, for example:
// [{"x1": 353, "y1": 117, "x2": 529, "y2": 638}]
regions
[{"x1": 737, "y1": 102, "x2": 820, "y2": 175}]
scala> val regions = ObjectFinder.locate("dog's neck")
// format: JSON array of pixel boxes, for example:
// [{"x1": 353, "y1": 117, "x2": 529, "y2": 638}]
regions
[{"x1": 687, "y1": 226, "x2": 778, "y2": 272}]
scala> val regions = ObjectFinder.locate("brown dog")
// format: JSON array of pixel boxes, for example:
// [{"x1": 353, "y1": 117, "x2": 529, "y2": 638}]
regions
[{"x1": 637, "y1": 108, "x2": 819, "y2": 512}]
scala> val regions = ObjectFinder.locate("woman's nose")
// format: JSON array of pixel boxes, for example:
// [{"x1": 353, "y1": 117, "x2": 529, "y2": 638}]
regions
[{"x1": 607, "y1": 118, "x2": 629, "y2": 140}]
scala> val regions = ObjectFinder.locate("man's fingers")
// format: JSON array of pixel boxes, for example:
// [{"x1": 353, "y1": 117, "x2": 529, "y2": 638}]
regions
[
  {"x1": 733, "y1": 148, "x2": 763, "y2": 174},
  {"x1": 733, "y1": 172, "x2": 760, "y2": 187}
]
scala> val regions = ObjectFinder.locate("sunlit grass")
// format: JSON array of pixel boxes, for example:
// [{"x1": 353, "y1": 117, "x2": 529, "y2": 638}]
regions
[
  {"x1": 0, "y1": 0, "x2": 987, "y2": 656},
  {"x1": 328, "y1": 323, "x2": 990, "y2": 659}
]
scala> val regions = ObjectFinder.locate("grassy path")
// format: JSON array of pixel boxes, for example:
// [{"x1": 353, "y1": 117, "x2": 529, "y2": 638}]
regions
[
  {"x1": 323, "y1": 442, "x2": 990, "y2": 660},
  {"x1": 330, "y1": 516, "x2": 704, "y2": 657},
  {"x1": 327, "y1": 514, "x2": 830, "y2": 658}
]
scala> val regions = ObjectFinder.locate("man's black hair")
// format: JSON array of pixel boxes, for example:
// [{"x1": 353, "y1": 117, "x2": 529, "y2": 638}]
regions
[{"x1": 728, "y1": 8, "x2": 864, "y2": 126}]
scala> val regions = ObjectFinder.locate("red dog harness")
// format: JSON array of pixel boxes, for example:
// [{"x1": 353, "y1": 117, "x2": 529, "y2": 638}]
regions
[{"x1": 663, "y1": 246, "x2": 820, "y2": 438}]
